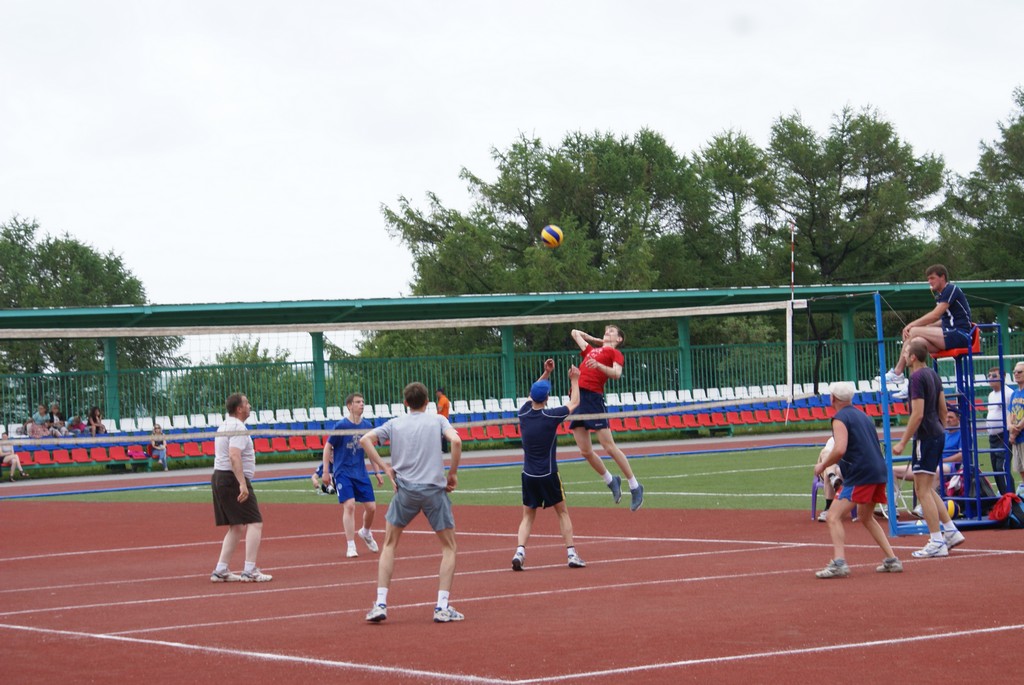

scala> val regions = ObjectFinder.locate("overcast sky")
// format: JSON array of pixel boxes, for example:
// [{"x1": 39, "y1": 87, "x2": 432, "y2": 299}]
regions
[{"x1": 2, "y1": 1, "x2": 1021, "y2": 308}]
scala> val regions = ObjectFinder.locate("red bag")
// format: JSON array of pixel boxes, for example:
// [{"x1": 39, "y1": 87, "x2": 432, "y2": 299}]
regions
[{"x1": 988, "y1": 492, "x2": 1021, "y2": 522}]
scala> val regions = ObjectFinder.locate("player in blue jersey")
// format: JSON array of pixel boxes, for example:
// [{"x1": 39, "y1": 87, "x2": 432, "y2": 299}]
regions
[
  {"x1": 311, "y1": 461, "x2": 335, "y2": 495},
  {"x1": 813, "y1": 382, "x2": 902, "y2": 578},
  {"x1": 511, "y1": 358, "x2": 586, "y2": 571},
  {"x1": 322, "y1": 393, "x2": 384, "y2": 558},
  {"x1": 885, "y1": 264, "x2": 973, "y2": 385}
]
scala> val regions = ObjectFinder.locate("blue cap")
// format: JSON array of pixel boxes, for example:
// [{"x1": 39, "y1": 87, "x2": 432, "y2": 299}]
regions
[{"x1": 530, "y1": 380, "x2": 551, "y2": 403}]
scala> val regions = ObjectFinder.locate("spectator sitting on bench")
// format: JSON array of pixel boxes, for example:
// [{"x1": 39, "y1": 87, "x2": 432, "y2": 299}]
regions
[
  {"x1": 2, "y1": 432, "x2": 28, "y2": 481},
  {"x1": 25, "y1": 403, "x2": 62, "y2": 438},
  {"x1": 87, "y1": 406, "x2": 107, "y2": 436},
  {"x1": 48, "y1": 402, "x2": 68, "y2": 436},
  {"x1": 151, "y1": 424, "x2": 168, "y2": 471},
  {"x1": 67, "y1": 415, "x2": 87, "y2": 436}
]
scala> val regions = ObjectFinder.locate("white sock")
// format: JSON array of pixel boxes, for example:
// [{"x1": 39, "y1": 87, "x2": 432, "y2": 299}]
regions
[
  {"x1": 376, "y1": 588, "x2": 388, "y2": 606},
  {"x1": 516, "y1": 545, "x2": 525, "y2": 556},
  {"x1": 940, "y1": 521, "x2": 958, "y2": 533},
  {"x1": 929, "y1": 532, "x2": 944, "y2": 544},
  {"x1": 601, "y1": 471, "x2": 613, "y2": 485},
  {"x1": 566, "y1": 546, "x2": 576, "y2": 558},
  {"x1": 243, "y1": 561, "x2": 255, "y2": 573},
  {"x1": 215, "y1": 562, "x2": 228, "y2": 573},
  {"x1": 437, "y1": 590, "x2": 450, "y2": 610},
  {"x1": 627, "y1": 477, "x2": 639, "y2": 490},
  {"x1": 347, "y1": 541, "x2": 357, "y2": 551},
  {"x1": 359, "y1": 527, "x2": 370, "y2": 537}
]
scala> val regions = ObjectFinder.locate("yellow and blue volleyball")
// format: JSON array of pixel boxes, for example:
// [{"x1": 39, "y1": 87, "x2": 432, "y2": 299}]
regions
[
  {"x1": 540, "y1": 225, "x2": 563, "y2": 248},
  {"x1": 946, "y1": 500, "x2": 960, "y2": 518}
]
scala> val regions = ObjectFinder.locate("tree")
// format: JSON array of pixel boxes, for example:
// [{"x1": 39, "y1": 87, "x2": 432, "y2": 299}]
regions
[
  {"x1": 767, "y1": 107, "x2": 944, "y2": 286},
  {"x1": 0, "y1": 217, "x2": 183, "y2": 374},
  {"x1": 941, "y1": 88, "x2": 1024, "y2": 279}
]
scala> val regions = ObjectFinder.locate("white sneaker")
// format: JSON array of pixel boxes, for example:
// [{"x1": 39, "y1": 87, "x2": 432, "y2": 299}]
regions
[
  {"x1": 358, "y1": 529, "x2": 379, "y2": 553},
  {"x1": 511, "y1": 551, "x2": 525, "y2": 571},
  {"x1": 884, "y1": 369, "x2": 905, "y2": 384},
  {"x1": 366, "y1": 603, "x2": 387, "y2": 622},
  {"x1": 874, "y1": 503, "x2": 889, "y2": 520},
  {"x1": 892, "y1": 387, "x2": 909, "y2": 401},
  {"x1": 210, "y1": 569, "x2": 241, "y2": 583},
  {"x1": 912, "y1": 504, "x2": 923, "y2": 519},
  {"x1": 567, "y1": 553, "x2": 586, "y2": 568},
  {"x1": 433, "y1": 605, "x2": 465, "y2": 623},
  {"x1": 911, "y1": 540, "x2": 949, "y2": 558},
  {"x1": 239, "y1": 567, "x2": 273, "y2": 582},
  {"x1": 816, "y1": 510, "x2": 828, "y2": 522},
  {"x1": 346, "y1": 547, "x2": 358, "y2": 558},
  {"x1": 944, "y1": 530, "x2": 966, "y2": 549}
]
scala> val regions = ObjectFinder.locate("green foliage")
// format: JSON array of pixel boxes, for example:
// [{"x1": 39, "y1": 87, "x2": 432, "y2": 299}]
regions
[
  {"x1": 374, "y1": 107, "x2": 952, "y2": 356},
  {"x1": 941, "y1": 88, "x2": 1024, "y2": 280},
  {"x1": 768, "y1": 107, "x2": 944, "y2": 285},
  {"x1": 0, "y1": 217, "x2": 183, "y2": 374}
]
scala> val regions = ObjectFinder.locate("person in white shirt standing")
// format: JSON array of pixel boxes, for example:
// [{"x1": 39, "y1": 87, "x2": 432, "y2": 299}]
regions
[
  {"x1": 209, "y1": 393, "x2": 272, "y2": 583},
  {"x1": 984, "y1": 366, "x2": 1014, "y2": 494}
]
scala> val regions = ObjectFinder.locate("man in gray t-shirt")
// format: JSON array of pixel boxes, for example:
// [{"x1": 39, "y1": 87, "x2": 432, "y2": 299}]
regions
[{"x1": 359, "y1": 381, "x2": 464, "y2": 624}]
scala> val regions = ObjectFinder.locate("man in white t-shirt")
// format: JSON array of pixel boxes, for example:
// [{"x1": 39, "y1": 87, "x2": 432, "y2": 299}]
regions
[
  {"x1": 209, "y1": 393, "x2": 272, "y2": 583},
  {"x1": 984, "y1": 366, "x2": 1014, "y2": 494}
]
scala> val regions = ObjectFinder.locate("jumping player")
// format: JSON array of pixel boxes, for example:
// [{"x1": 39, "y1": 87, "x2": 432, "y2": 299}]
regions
[
  {"x1": 322, "y1": 393, "x2": 383, "y2": 558},
  {"x1": 512, "y1": 358, "x2": 586, "y2": 571},
  {"x1": 569, "y1": 325, "x2": 644, "y2": 511}
]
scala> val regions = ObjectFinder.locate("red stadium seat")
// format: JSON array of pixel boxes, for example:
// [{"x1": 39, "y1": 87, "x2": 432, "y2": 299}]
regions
[
  {"x1": 289, "y1": 436, "x2": 307, "y2": 451},
  {"x1": 697, "y1": 413, "x2": 714, "y2": 428},
  {"x1": 30, "y1": 450, "x2": 50, "y2": 466},
  {"x1": 167, "y1": 442, "x2": 186, "y2": 458},
  {"x1": 252, "y1": 438, "x2": 272, "y2": 454},
  {"x1": 653, "y1": 415, "x2": 671, "y2": 430},
  {"x1": 184, "y1": 442, "x2": 202, "y2": 457},
  {"x1": 638, "y1": 416, "x2": 656, "y2": 431},
  {"x1": 486, "y1": 425, "x2": 503, "y2": 440},
  {"x1": 726, "y1": 411, "x2": 743, "y2": 425},
  {"x1": 456, "y1": 427, "x2": 472, "y2": 442},
  {"x1": 624, "y1": 417, "x2": 641, "y2": 432},
  {"x1": 470, "y1": 426, "x2": 487, "y2": 441},
  {"x1": 202, "y1": 440, "x2": 216, "y2": 456},
  {"x1": 305, "y1": 435, "x2": 324, "y2": 450},
  {"x1": 932, "y1": 325, "x2": 981, "y2": 358},
  {"x1": 811, "y1": 407, "x2": 829, "y2": 421},
  {"x1": 71, "y1": 448, "x2": 90, "y2": 464},
  {"x1": 683, "y1": 414, "x2": 700, "y2": 429},
  {"x1": 769, "y1": 409, "x2": 786, "y2": 423},
  {"x1": 108, "y1": 446, "x2": 129, "y2": 462},
  {"x1": 609, "y1": 418, "x2": 627, "y2": 433},
  {"x1": 271, "y1": 437, "x2": 289, "y2": 452},
  {"x1": 502, "y1": 423, "x2": 520, "y2": 439},
  {"x1": 51, "y1": 449, "x2": 72, "y2": 465},
  {"x1": 667, "y1": 414, "x2": 684, "y2": 429},
  {"x1": 740, "y1": 411, "x2": 757, "y2": 425},
  {"x1": 754, "y1": 410, "x2": 771, "y2": 424},
  {"x1": 556, "y1": 422, "x2": 570, "y2": 435}
]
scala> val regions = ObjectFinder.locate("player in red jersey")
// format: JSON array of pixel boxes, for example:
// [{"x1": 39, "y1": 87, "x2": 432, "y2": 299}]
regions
[{"x1": 569, "y1": 326, "x2": 644, "y2": 511}]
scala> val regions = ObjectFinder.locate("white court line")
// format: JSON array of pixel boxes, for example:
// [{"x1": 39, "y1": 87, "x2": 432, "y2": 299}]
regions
[
  {"x1": 4, "y1": 616, "x2": 1023, "y2": 684},
  {"x1": 508, "y1": 623, "x2": 1024, "y2": 683},
  {"x1": 0, "y1": 623, "x2": 507, "y2": 684}
]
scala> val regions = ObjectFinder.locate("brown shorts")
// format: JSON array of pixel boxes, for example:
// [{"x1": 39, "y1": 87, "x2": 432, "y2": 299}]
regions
[{"x1": 212, "y1": 470, "x2": 263, "y2": 526}]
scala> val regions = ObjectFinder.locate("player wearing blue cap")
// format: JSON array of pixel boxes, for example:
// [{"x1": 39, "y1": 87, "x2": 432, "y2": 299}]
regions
[{"x1": 511, "y1": 358, "x2": 586, "y2": 571}]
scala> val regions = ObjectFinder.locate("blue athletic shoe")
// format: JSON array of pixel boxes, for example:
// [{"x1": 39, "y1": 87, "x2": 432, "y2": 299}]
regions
[
  {"x1": 608, "y1": 475, "x2": 622, "y2": 504},
  {"x1": 629, "y1": 483, "x2": 644, "y2": 511}
]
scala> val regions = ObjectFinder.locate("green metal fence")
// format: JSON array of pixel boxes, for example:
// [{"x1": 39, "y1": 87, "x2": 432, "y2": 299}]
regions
[{"x1": 3, "y1": 332, "x2": 1021, "y2": 426}]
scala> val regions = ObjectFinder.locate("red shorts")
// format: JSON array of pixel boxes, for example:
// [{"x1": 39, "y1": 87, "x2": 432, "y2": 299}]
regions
[{"x1": 840, "y1": 483, "x2": 887, "y2": 504}]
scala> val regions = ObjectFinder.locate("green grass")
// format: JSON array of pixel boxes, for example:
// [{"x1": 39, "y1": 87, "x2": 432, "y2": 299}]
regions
[{"x1": 35, "y1": 446, "x2": 917, "y2": 510}]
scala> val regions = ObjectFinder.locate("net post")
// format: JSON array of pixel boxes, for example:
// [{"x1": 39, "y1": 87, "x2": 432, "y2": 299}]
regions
[{"x1": 874, "y1": 292, "x2": 899, "y2": 534}]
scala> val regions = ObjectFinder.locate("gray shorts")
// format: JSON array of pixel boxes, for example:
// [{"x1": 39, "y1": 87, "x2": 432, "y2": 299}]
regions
[
  {"x1": 1012, "y1": 442, "x2": 1024, "y2": 473},
  {"x1": 386, "y1": 479, "x2": 455, "y2": 531}
]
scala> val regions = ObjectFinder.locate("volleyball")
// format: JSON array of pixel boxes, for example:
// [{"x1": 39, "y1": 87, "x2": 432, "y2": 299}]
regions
[
  {"x1": 540, "y1": 225, "x2": 563, "y2": 248},
  {"x1": 946, "y1": 500, "x2": 960, "y2": 518}
]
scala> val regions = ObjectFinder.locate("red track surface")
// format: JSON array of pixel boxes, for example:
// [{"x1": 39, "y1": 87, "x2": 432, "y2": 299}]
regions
[{"x1": 2, "y1": 494, "x2": 1023, "y2": 684}]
